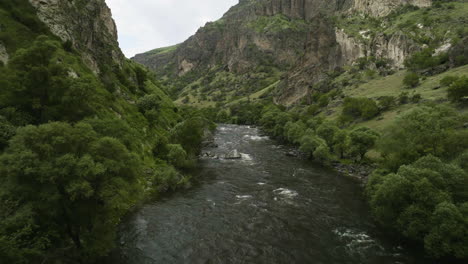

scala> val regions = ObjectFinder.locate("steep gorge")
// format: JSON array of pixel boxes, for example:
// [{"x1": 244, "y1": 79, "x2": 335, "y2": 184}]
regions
[{"x1": 134, "y1": 0, "x2": 434, "y2": 105}]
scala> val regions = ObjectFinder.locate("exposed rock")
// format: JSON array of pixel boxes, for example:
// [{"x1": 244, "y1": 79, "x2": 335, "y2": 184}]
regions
[
  {"x1": 179, "y1": 59, "x2": 195, "y2": 76},
  {"x1": 28, "y1": 0, "x2": 124, "y2": 73},
  {"x1": 225, "y1": 149, "x2": 242, "y2": 159},
  {"x1": 335, "y1": 29, "x2": 420, "y2": 69},
  {"x1": 351, "y1": 0, "x2": 432, "y2": 17},
  {"x1": 435, "y1": 41, "x2": 452, "y2": 56},
  {"x1": 0, "y1": 41, "x2": 8, "y2": 65},
  {"x1": 335, "y1": 28, "x2": 366, "y2": 66}
]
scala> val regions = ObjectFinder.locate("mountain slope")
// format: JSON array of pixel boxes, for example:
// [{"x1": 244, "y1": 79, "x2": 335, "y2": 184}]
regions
[
  {"x1": 133, "y1": 0, "x2": 449, "y2": 105},
  {"x1": 0, "y1": 1, "x2": 212, "y2": 263}
]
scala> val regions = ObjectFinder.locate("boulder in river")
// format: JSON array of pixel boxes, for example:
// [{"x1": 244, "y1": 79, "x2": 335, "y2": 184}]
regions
[{"x1": 225, "y1": 149, "x2": 242, "y2": 159}]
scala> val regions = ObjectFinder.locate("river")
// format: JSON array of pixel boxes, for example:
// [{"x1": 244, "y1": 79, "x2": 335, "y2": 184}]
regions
[{"x1": 112, "y1": 124, "x2": 424, "y2": 264}]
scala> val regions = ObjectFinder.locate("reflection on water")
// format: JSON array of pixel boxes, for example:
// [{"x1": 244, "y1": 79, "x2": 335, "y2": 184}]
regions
[{"x1": 111, "y1": 124, "x2": 425, "y2": 264}]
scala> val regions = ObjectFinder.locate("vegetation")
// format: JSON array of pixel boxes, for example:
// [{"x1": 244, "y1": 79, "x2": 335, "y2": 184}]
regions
[{"x1": 0, "y1": 2, "x2": 214, "y2": 263}]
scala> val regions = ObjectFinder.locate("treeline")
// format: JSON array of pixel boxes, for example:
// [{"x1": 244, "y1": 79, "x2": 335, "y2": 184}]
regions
[
  {"x1": 200, "y1": 100, "x2": 468, "y2": 260},
  {"x1": 0, "y1": 3, "x2": 213, "y2": 263}
]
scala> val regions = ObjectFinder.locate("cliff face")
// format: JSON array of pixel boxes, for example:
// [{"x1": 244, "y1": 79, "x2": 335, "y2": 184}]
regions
[
  {"x1": 29, "y1": 0, "x2": 124, "y2": 73},
  {"x1": 351, "y1": 0, "x2": 431, "y2": 17},
  {"x1": 134, "y1": 0, "x2": 433, "y2": 105},
  {"x1": 335, "y1": 29, "x2": 420, "y2": 69}
]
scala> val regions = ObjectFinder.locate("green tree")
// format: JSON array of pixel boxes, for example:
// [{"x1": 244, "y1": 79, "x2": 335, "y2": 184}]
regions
[
  {"x1": 378, "y1": 104, "x2": 467, "y2": 171},
  {"x1": 166, "y1": 144, "x2": 188, "y2": 168},
  {"x1": 171, "y1": 116, "x2": 208, "y2": 156},
  {"x1": 316, "y1": 122, "x2": 339, "y2": 147},
  {"x1": 367, "y1": 156, "x2": 468, "y2": 259},
  {"x1": 424, "y1": 202, "x2": 468, "y2": 259},
  {"x1": 348, "y1": 127, "x2": 380, "y2": 161},
  {"x1": 284, "y1": 121, "x2": 307, "y2": 145},
  {"x1": 299, "y1": 133, "x2": 327, "y2": 159},
  {"x1": 332, "y1": 130, "x2": 349, "y2": 159},
  {"x1": 439, "y1": 75, "x2": 459, "y2": 87},
  {"x1": 447, "y1": 76, "x2": 468, "y2": 103},
  {"x1": 403, "y1": 72, "x2": 420, "y2": 88},
  {"x1": 341, "y1": 97, "x2": 379, "y2": 121},
  {"x1": 0, "y1": 117, "x2": 15, "y2": 150},
  {"x1": 0, "y1": 122, "x2": 142, "y2": 262}
]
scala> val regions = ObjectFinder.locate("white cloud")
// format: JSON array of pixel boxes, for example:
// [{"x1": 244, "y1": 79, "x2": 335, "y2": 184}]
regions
[{"x1": 106, "y1": 0, "x2": 239, "y2": 58}]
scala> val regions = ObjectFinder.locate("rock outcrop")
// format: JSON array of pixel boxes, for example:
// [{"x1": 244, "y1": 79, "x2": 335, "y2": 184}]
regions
[
  {"x1": 351, "y1": 0, "x2": 432, "y2": 17},
  {"x1": 335, "y1": 29, "x2": 420, "y2": 68},
  {"x1": 29, "y1": 0, "x2": 124, "y2": 73}
]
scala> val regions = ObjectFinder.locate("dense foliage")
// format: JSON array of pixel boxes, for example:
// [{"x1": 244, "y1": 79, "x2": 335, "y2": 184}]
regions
[
  {"x1": 0, "y1": 3, "x2": 214, "y2": 263},
  {"x1": 368, "y1": 104, "x2": 468, "y2": 259}
]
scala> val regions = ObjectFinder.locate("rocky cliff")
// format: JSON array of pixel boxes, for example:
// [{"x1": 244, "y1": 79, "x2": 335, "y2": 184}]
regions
[
  {"x1": 134, "y1": 0, "x2": 434, "y2": 105},
  {"x1": 351, "y1": 0, "x2": 431, "y2": 17},
  {"x1": 28, "y1": 0, "x2": 124, "y2": 73}
]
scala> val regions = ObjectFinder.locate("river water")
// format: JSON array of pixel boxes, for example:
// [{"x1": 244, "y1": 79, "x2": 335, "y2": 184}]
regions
[{"x1": 112, "y1": 124, "x2": 424, "y2": 264}]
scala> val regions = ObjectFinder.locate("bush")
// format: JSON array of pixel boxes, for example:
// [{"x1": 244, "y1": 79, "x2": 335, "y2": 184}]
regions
[
  {"x1": 378, "y1": 104, "x2": 467, "y2": 171},
  {"x1": 348, "y1": 127, "x2": 380, "y2": 161},
  {"x1": 367, "y1": 155, "x2": 468, "y2": 259},
  {"x1": 299, "y1": 133, "x2": 327, "y2": 159},
  {"x1": 403, "y1": 72, "x2": 420, "y2": 88},
  {"x1": 341, "y1": 97, "x2": 380, "y2": 121},
  {"x1": 166, "y1": 144, "x2": 188, "y2": 168},
  {"x1": 378, "y1": 96, "x2": 396, "y2": 111},
  {"x1": 0, "y1": 117, "x2": 15, "y2": 150},
  {"x1": 405, "y1": 48, "x2": 448, "y2": 71},
  {"x1": 447, "y1": 76, "x2": 468, "y2": 103},
  {"x1": 440, "y1": 75, "x2": 459, "y2": 87}
]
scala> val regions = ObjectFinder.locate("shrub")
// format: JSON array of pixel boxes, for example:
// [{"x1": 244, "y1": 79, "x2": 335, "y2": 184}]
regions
[
  {"x1": 440, "y1": 75, "x2": 459, "y2": 87},
  {"x1": 341, "y1": 97, "x2": 380, "y2": 121},
  {"x1": 378, "y1": 96, "x2": 396, "y2": 111},
  {"x1": 299, "y1": 133, "x2": 327, "y2": 159},
  {"x1": 403, "y1": 72, "x2": 420, "y2": 88},
  {"x1": 447, "y1": 76, "x2": 468, "y2": 103},
  {"x1": 367, "y1": 156, "x2": 468, "y2": 259},
  {"x1": 378, "y1": 104, "x2": 467, "y2": 171},
  {"x1": 348, "y1": 127, "x2": 380, "y2": 161}
]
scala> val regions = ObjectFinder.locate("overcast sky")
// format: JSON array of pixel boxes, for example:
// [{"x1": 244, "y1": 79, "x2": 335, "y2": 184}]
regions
[{"x1": 106, "y1": 0, "x2": 239, "y2": 58}]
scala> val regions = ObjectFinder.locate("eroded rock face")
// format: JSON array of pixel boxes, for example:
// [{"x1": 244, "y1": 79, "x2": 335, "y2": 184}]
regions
[
  {"x1": 351, "y1": 0, "x2": 432, "y2": 17},
  {"x1": 335, "y1": 29, "x2": 420, "y2": 69},
  {"x1": 29, "y1": 0, "x2": 124, "y2": 73},
  {"x1": 0, "y1": 41, "x2": 8, "y2": 65}
]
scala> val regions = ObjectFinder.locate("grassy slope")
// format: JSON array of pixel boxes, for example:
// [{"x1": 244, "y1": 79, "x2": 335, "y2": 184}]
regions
[{"x1": 324, "y1": 65, "x2": 468, "y2": 131}]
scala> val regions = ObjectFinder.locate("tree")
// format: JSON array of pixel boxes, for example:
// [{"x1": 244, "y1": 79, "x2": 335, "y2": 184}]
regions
[
  {"x1": 0, "y1": 122, "x2": 142, "y2": 262},
  {"x1": 403, "y1": 72, "x2": 420, "y2": 88},
  {"x1": 367, "y1": 156, "x2": 468, "y2": 259},
  {"x1": 378, "y1": 96, "x2": 396, "y2": 111},
  {"x1": 166, "y1": 144, "x2": 188, "y2": 168},
  {"x1": 348, "y1": 127, "x2": 380, "y2": 161},
  {"x1": 424, "y1": 202, "x2": 468, "y2": 259},
  {"x1": 316, "y1": 122, "x2": 339, "y2": 147},
  {"x1": 447, "y1": 76, "x2": 468, "y2": 103},
  {"x1": 299, "y1": 133, "x2": 327, "y2": 159},
  {"x1": 439, "y1": 75, "x2": 459, "y2": 87},
  {"x1": 284, "y1": 121, "x2": 307, "y2": 145},
  {"x1": 0, "y1": 117, "x2": 15, "y2": 150},
  {"x1": 171, "y1": 116, "x2": 208, "y2": 156},
  {"x1": 341, "y1": 97, "x2": 379, "y2": 121},
  {"x1": 332, "y1": 130, "x2": 349, "y2": 159},
  {"x1": 378, "y1": 104, "x2": 466, "y2": 171}
]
